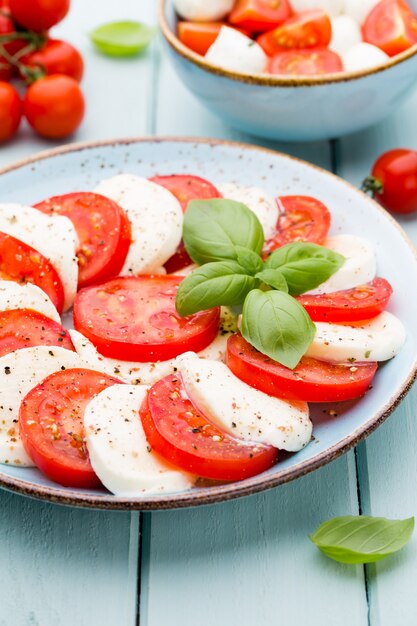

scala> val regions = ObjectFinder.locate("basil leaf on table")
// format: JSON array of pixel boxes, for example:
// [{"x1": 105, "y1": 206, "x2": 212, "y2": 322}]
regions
[
  {"x1": 183, "y1": 199, "x2": 264, "y2": 265},
  {"x1": 310, "y1": 516, "x2": 415, "y2": 564},
  {"x1": 90, "y1": 22, "x2": 156, "y2": 57},
  {"x1": 265, "y1": 242, "x2": 345, "y2": 296},
  {"x1": 241, "y1": 289, "x2": 316, "y2": 369},
  {"x1": 255, "y1": 269, "x2": 288, "y2": 293},
  {"x1": 176, "y1": 261, "x2": 256, "y2": 316}
]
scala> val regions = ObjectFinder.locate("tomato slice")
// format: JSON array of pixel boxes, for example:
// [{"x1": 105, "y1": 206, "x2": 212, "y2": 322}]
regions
[
  {"x1": 73, "y1": 275, "x2": 220, "y2": 362},
  {"x1": 35, "y1": 192, "x2": 131, "y2": 289},
  {"x1": 0, "y1": 309, "x2": 73, "y2": 357},
  {"x1": 0, "y1": 232, "x2": 64, "y2": 313},
  {"x1": 140, "y1": 373, "x2": 278, "y2": 481},
  {"x1": 228, "y1": 0, "x2": 292, "y2": 32},
  {"x1": 363, "y1": 0, "x2": 417, "y2": 57},
  {"x1": 257, "y1": 10, "x2": 331, "y2": 56},
  {"x1": 263, "y1": 195, "x2": 331, "y2": 255},
  {"x1": 297, "y1": 278, "x2": 393, "y2": 322},
  {"x1": 268, "y1": 48, "x2": 343, "y2": 75},
  {"x1": 227, "y1": 334, "x2": 378, "y2": 403},
  {"x1": 19, "y1": 368, "x2": 121, "y2": 488}
]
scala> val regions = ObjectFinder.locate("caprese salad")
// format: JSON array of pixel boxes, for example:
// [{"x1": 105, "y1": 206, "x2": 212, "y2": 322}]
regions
[
  {"x1": 173, "y1": 0, "x2": 417, "y2": 76},
  {"x1": 0, "y1": 171, "x2": 405, "y2": 497}
]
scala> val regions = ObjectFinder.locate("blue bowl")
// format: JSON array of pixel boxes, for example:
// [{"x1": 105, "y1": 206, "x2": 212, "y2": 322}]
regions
[{"x1": 159, "y1": 0, "x2": 417, "y2": 141}]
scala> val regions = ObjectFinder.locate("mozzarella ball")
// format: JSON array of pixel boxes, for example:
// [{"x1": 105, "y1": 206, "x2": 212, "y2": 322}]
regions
[
  {"x1": 289, "y1": 0, "x2": 344, "y2": 17},
  {"x1": 343, "y1": 43, "x2": 390, "y2": 72},
  {"x1": 344, "y1": 0, "x2": 381, "y2": 24},
  {"x1": 174, "y1": 0, "x2": 234, "y2": 21},
  {"x1": 206, "y1": 26, "x2": 268, "y2": 74},
  {"x1": 330, "y1": 15, "x2": 362, "y2": 55}
]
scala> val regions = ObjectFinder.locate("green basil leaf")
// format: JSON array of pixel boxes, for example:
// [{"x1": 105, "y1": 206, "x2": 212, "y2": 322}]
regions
[
  {"x1": 241, "y1": 289, "x2": 316, "y2": 369},
  {"x1": 235, "y1": 246, "x2": 263, "y2": 275},
  {"x1": 310, "y1": 516, "x2": 414, "y2": 564},
  {"x1": 90, "y1": 22, "x2": 156, "y2": 57},
  {"x1": 176, "y1": 261, "x2": 256, "y2": 317},
  {"x1": 265, "y1": 242, "x2": 345, "y2": 296},
  {"x1": 255, "y1": 269, "x2": 288, "y2": 293},
  {"x1": 183, "y1": 199, "x2": 264, "y2": 265}
]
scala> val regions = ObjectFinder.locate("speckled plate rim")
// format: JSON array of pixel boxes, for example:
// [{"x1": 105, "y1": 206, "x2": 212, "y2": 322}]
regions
[{"x1": 0, "y1": 136, "x2": 416, "y2": 511}]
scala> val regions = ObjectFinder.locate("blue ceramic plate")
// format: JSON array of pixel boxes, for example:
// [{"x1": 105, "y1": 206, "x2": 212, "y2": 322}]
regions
[{"x1": 0, "y1": 137, "x2": 416, "y2": 510}]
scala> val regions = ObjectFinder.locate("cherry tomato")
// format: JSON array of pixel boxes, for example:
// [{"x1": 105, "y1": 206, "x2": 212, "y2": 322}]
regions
[
  {"x1": 35, "y1": 192, "x2": 131, "y2": 288},
  {"x1": 362, "y1": 0, "x2": 417, "y2": 57},
  {"x1": 0, "y1": 11, "x2": 27, "y2": 73},
  {"x1": 227, "y1": 333, "x2": 378, "y2": 403},
  {"x1": 19, "y1": 369, "x2": 120, "y2": 488},
  {"x1": 23, "y1": 74, "x2": 85, "y2": 140},
  {"x1": 363, "y1": 148, "x2": 417, "y2": 214},
  {"x1": 73, "y1": 275, "x2": 220, "y2": 362},
  {"x1": 297, "y1": 278, "x2": 393, "y2": 322},
  {"x1": 8, "y1": 0, "x2": 70, "y2": 32},
  {"x1": 178, "y1": 22, "x2": 224, "y2": 55},
  {"x1": 140, "y1": 374, "x2": 278, "y2": 481},
  {"x1": 229, "y1": 0, "x2": 292, "y2": 32},
  {"x1": 20, "y1": 39, "x2": 84, "y2": 82},
  {"x1": 257, "y1": 10, "x2": 331, "y2": 56},
  {"x1": 268, "y1": 47, "x2": 343, "y2": 75},
  {"x1": 0, "y1": 81, "x2": 21, "y2": 142},
  {"x1": 0, "y1": 309, "x2": 73, "y2": 357}
]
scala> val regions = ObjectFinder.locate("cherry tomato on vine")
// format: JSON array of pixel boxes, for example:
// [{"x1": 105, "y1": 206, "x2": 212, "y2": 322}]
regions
[
  {"x1": 362, "y1": 149, "x2": 417, "y2": 214},
  {"x1": 0, "y1": 81, "x2": 21, "y2": 142},
  {"x1": 20, "y1": 39, "x2": 84, "y2": 82},
  {"x1": 0, "y1": 11, "x2": 27, "y2": 79},
  {"x1": 8, "y1": 0, "x2": 70, "y2": 32}
]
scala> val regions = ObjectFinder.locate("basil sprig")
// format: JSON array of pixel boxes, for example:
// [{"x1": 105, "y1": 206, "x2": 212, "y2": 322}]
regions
[
  {"x1": 310, "y1": 516, "x2": 414, "y2": 564},
  {"x1": 176, "y1": 199, "x2": 345, "y2": 368}
]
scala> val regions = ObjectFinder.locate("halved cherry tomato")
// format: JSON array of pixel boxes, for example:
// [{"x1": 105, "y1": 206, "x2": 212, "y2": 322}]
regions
[
  {"x1": 140, "y1": 374, "x2": 278, "y2": 481},
  {"x1": 297, "y1": 278, "x2": 393, "y2": 322},
  {"x1": 264, "y1": 195, "x2": 331, "y2": 255},
  {"x1": 364, "y1": 148, "x2": 417, "y2": 214},
  {"x1": 35, "y1": 192, "x2": 131, "y2": 288},
  {"x1": 0, "y1": 233, "x2": 64, "y2": 313},
  {"x1": 0, "y1": 81, "x2": 21, "y2": 142},
  {"x1": 0, "y1": 309, "x2": 73, "y2": 357},
  {"x1": 229, "y1": 0, "x2": 292, "y2": 32},
  {"x1": 8, "y1": 0, "x2": 70, "y2": 31},
  {"x1": 178, "y1": 22, "x2": 251, "y2": 55},
  {"x1": 362, "y1": 0, "x2": 417, "y2": 57},
  {"x1": 227, "y1": 334, "x2": 378, "y2": 403},
  {"x1": 268, "y1": 47, "x2": 343, "y2": 75},
  {"x1": 19, "y1": 369, "x2": 120, "y2": 488},
  {"x1": 20, "y1": 39, "x2": 84, "y2": 82},
  {"x1": 73, "y1": 275, "x2": 220, "y2": 362},
  {"x1": 257, "y1": 10, "x2": 331, "y2": 56}
]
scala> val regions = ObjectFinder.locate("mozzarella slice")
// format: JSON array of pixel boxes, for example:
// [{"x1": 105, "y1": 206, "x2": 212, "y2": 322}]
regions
[
  {"x1": 289, "y1": 0, "x2": 343, "y2": 16},
  {"x1": 176, "y1": 353, "x2": 312, "y2": 452},
  {"x1": 307, "y1": 235, "x2": 376, "y2": 295},
  {"x1": 0, "y1": 281, "x2": 60, "y2": 323},
  {"x1": 206, "y1": 26, "x2": 268, "y2": 74},
  {"x1": 216, "y1": 183, "x2": 278, "y2": 240},
  {"x1": 306, "y1": 312, "x2": 406, "y2": 363},
  {"x1": 0, "y1": 346, "x2": 83, "y2": 466},
  {"x1": 174, "y1": 0, "x2": 234, "y2": 21},
  {"x1": 94, "y1": 175, "x2": 182, "y2": 276},
  {"x1": 84, "y1": 384, "x2": 194, "y2": 496},
  {"x1": 0, "y1": 203, "x2": 78, "y2": 311},
  {"x1": 172, "y1": 264, "x2": 199, "y2": 277},
  {"x1": 344, "y1": 0, "x2": 381, "y2": 24},
  {"x1": 343, "y1": 43, "x2": 390, "y2": 73},
  {"x1": 330, "y1": 16, "x2": 362, "y2": 56}
]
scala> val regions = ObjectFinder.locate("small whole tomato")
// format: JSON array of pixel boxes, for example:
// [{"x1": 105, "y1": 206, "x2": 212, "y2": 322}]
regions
[
  {"x1": 0, "y1": 81, "x2": 22, "y2": 142},
  {"x1": 0, "y1": 11, "x2": 27, "y2": 77},
  {"x1": 20, "y1": 39, "x2": 84, "y2": 82},
  {"x1": 24, "y1": 74, "x2": 85, "y2": 139},
  {"x1": 8, "y1": 0, "x2": 70, "y2": 32},
  {"x1": 363, "y1": 149, "x2": 417, "y2": 214}
]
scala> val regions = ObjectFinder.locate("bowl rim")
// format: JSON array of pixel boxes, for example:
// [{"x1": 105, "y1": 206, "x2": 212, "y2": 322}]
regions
[
  {"x1": 0, "y1": 135, "x2": 416, "y2": 511},
  {"x1": 159, "y1": 0, "x2": 417, "y2": 88}
]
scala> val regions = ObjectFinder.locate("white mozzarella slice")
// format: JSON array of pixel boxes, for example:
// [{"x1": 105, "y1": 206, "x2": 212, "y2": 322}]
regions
[
  {"x1": 329, "y1": 15, "x2": 362, "y2": 56},
  {"x1": 306, "y1": 312, "x2": 406, "y2": 363},
  {"x1": 206, "y1": 27, "x2": 268, "y2": 74},
  {"x1": 176, "y1": 353, "x2": 312, "y2": 452},
  {"x1": 289, "y1": 0, "x2": 343, "y2": 16},
  {"x1": 307, "y1": 235, "x2": 376, "y2": 295},
  {"x1": 172, "y1": 264, "x2": 199, "y2": 277},
  {"x1": 344, "y1": 0, "x2": 380, "y2": 24},
  {"x1": 216, "y1": 183, "x2": 278, "y2": 240},
  {"x1": 174, "y1": 0, "x2": 234, "y2": 21},
  {"x1": 95, "y1": 175, "x2": 182, "y2": 276},
  {"x1": 0, "y1": 281, "x2": 60, "y2": 323},
  {"x1": 0, "y1": 346, "x2": 83, "y2": 467},
  {"x1": 0, "y1": 203, "x2": 78, "y2": 311},
  {"x1": 84, "y1": 384, "x2": 194, "y2": 496},
  {"x1": 343, "y1": 43, "x2": 390, "y2": 73}
]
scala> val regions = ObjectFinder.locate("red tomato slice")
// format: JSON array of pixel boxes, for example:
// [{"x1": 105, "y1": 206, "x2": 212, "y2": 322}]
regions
[
  {"x1": 178, "y1": 22, "x2": 251, "y2": 55},
  {"x1": 227, "y1": 334, "x2": 378, "y2": 403},
  {"x1": 140, "y1": 374, "x2": 278, "y2": 481},
  {"x1": 268, "y1": 47, "x2": 343, "y2": 75},
  {"x1": 35, "y1": 192, "x2": 131, "y2": 289},
  {"x1": 0, "y1": 232, "x2": 64, "y2": 313},
  {"x1": 73, "y1": 275, "x2": 220, "y2": 362},
  {"x1": 257, "y1": 10, "x2": 331, "y2": 56},
  {"x1": 19, "y1": 368, "x2": 120, "y2": 488},
  {"x1": 264, "y1": 195, "x2": 331, "y2": 255},
  {"x1": 363, "y1": 0, "x2": 417, "y2": 57},
  {"x1": 297, "y1": 278, "x2": 393, "y2": 322},
  {"x1": 229, "y1": 0, "x2": 292, "y2": 32},
  {"x1": 0, "y1": 309, "x2": 73, "y2": 357}
]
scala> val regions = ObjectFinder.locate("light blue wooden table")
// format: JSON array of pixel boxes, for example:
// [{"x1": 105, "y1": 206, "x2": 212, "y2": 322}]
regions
[{"x1": 1, "y1": 1, "x2": 417, "y2": 624}]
